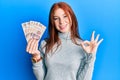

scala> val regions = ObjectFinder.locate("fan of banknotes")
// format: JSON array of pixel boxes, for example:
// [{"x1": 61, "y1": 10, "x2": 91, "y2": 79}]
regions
[{"x1": 21, "y1": 21, "x2": 46, "y2": 42}]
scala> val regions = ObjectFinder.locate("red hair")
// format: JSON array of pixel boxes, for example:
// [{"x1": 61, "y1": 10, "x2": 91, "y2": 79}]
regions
[{"x1": 45, "y1": 2, "x2": 82, "y2": 53}]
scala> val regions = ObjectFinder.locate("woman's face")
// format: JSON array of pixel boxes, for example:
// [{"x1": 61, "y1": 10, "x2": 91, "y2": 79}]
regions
[{"x1": 53, "y1": 8, "x2": 71, "y2": 33}]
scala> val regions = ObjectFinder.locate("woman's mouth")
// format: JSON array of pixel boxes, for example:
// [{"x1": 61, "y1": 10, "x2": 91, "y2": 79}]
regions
[{"x1": 59, "y1": 24, "x2": 67, "y2": 30}]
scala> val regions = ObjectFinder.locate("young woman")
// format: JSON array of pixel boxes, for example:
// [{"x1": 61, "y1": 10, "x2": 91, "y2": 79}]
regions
[{"x1": 26, "y1": 2, "x2": 103, "y2": 80}]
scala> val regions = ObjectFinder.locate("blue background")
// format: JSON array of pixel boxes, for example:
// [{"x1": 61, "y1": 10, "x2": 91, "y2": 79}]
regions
[{"x1": 0, "y1": 0, "x2": 120, "y2": 80}]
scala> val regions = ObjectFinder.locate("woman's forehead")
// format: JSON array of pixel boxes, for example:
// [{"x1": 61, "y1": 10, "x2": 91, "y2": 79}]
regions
[
  {"x1": 54, "y1": 8, "x2": 65, "y2": 15},
  {"x1": 53, "y1": 8, "x2": 69, "y2": 16}
]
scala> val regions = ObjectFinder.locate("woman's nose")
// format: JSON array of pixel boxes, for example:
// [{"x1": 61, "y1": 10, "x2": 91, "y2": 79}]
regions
[{"x1": 59, "y1": 18, "x2": 64, "y2": 24}]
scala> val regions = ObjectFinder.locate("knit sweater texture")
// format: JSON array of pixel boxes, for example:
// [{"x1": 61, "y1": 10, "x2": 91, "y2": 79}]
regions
[{"x1": 32, "y1": 32, "x2": 96, "y2": 80}]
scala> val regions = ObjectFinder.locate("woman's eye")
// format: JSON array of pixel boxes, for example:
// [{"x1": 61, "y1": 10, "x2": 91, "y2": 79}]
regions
[
  {"x1": 63, "y1": 15, "x2": 67, "y2": 18},
  {"x1": 53, "y1": 17, "x2": 58, "y2": 20}
]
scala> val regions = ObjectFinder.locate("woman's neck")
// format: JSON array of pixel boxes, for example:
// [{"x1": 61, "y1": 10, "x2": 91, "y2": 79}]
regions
[{"x1": 58, "y1": 32, "x2": 71, "y2": 40}]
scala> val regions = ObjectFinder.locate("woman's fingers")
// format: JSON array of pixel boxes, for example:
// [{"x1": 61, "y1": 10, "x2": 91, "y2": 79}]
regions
[
  {"x1": 81, "y1": 40, "x2": 90, "y2": 50},
  {"x1": 32, "y1": 40, "x2": 39, "y2": 54},
  {"x1": 97, "y1": 38, "x2": 103, "y2": 46},
  {"x1": 83, "y1": 40, "x2": 90, "y2": 45},
  {"x1": 29, "y1": 39, "x2": 37, "y2": 54},
  {"x1": 26, "y1": 39, "x2": 33, "y2": 52},
  {"x1": 95, "y1": 34, "x2": 100, "y2": 42},
  {"x1": 80, "y1": 42, "x2": 86, "y2": 51},
  {"x1": 81, "y1": 31, "x2": 103, "y2": 53},
  {"x1": 91, "y1": 31, "x2": 95, "y2": 41},
  {"x1": 26, "y1": 38, "x2": 39, "y2": 54},
  {"x1": 91, "y1": 31, "x2": 103, "y2": 45},
  {"x1": 94, "y1": 34, "x2": 103, "y2": 46}
]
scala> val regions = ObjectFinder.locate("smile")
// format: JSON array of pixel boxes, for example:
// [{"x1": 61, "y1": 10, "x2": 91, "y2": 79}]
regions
[{"x1": 59, "y1": 24, "x2": 67, "y2": 30}]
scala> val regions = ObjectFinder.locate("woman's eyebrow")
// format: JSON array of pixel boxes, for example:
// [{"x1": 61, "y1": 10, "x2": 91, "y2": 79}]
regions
[{"x1": 53, "y1": 16, "x2": 58, "y2": 17}]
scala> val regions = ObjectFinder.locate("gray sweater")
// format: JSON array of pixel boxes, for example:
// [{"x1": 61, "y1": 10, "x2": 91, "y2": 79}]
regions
[{"x1": 32, "y1": 32, "x2": 96, "y2": 80}]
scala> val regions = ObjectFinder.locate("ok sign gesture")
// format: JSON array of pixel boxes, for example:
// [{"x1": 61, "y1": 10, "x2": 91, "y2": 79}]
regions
[{"x1": 81, "y1": 31, "x2": 103, "y2": 54}]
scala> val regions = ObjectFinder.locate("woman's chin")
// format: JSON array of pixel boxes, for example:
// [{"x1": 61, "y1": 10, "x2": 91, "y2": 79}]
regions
[{"x1": 59, "y1": 29, "x2": 70, "y2": 33}]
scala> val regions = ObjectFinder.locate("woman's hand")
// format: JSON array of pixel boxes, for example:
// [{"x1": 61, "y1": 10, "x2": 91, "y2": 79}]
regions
[
  {"x1": 26, "y1": 38, "x2": 40, "y2": 59},
  {"x1": 81, "y1": 31, "x2": 103, "y2": 54}
]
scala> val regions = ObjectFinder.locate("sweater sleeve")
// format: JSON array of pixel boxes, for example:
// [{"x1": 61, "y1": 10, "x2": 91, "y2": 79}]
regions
[
  {"x1": 76, "y1": 51, "x2": 96, "y2": 80},
  {"x1": 32, "y1": 40, "x2": 46, "y2": 80}
]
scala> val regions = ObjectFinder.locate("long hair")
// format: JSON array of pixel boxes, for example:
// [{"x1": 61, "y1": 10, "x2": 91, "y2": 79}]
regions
[{"x1": 45, "y1": 2, "x2": 82, "y2": 53}]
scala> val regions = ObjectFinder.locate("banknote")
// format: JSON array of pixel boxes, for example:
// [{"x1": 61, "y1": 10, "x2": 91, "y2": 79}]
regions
[{"x1": 22, "y1": 21, "x2": 46, "y2": 42}]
